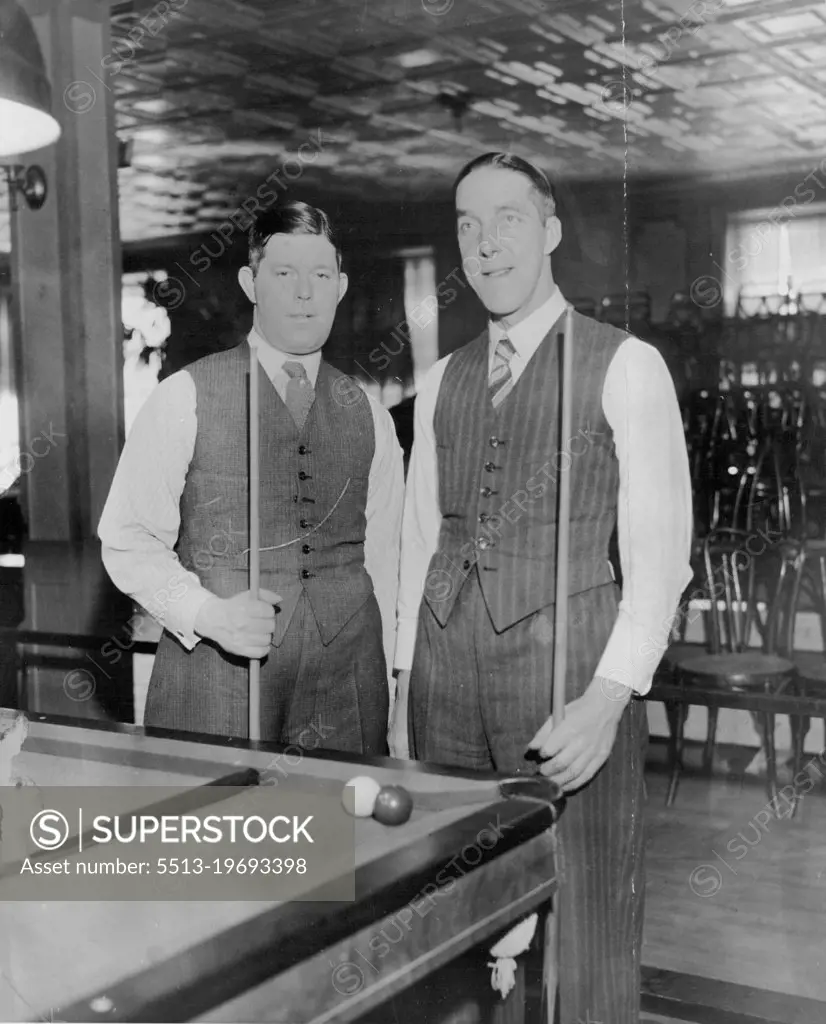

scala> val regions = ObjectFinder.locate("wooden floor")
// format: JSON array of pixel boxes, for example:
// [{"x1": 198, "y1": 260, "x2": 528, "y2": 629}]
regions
[{"x1": 642, "y1": 751, "x2": 826, "y2": 1021}]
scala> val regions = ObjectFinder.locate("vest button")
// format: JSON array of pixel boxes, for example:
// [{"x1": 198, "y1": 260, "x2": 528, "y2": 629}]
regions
[
  {"x1": 479, "y1": 486, "x2": 498, "y2": 498},
  {"x1": 298, "y1": 471, "x2": 311, "y2": 481},
  {"x1": 462, "y1": 560, "x2": 471, "y2": 570},
  {"x1": 489, "y1": 436, "x2": 507, "y2": 448},
  {"x1": 301, "y1": 569, "x2": 315, "y2": 580},
  {"x1": 484, "y1": 461, "x2": 498, "y2": 472},
  {"x1": 299, "y1": 518, "x2": 310, "y2": 529},
  {"x1": 479, "y1": 513, "x2": 489, "y2": 523},
  {"x1": 301, "y1": 544, "x2": 313, "y2": 554},
  {"x1": 477, "y1": 536, "x2": 495, "y2": 550},
  {"x1": 298, "y1": 445, "x2": 310, "y2": 455}
]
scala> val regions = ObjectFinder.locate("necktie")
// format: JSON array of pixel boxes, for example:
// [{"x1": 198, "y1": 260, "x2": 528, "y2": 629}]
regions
[
  {"x1": 489, "y1": 336, "x2": 516, "y2": 408},
  {"x1": 282, "y1": 361, "x2": 315, "y2": 429}
]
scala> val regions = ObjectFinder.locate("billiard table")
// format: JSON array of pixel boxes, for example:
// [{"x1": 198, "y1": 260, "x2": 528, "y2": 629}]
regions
[{"x1": 0, "y1": 712, "x2": 563, "y2": 1024}]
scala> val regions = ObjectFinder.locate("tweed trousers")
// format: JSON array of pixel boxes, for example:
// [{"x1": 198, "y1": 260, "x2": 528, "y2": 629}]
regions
[
  {"x1": 409, "y1": 571, "x2": 647, "y2": 1024},
  {"x1": 146, "y1": 591, "x2": 388, "y2": 754}
]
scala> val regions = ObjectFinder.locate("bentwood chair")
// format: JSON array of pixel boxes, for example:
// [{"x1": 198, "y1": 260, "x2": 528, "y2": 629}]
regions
[
  {"x1": 662, "y1": 529, "x2": 800, "y2": 806},
  {"x1": 786, "y1": 529, "x2": 826, "y2": 793},
  {"x1": 657, "y1": 392, "x2": 744, "y2": 778},
  {"x1": 788, "y1": 569, "x2": 826, "y2": 793},
  {"x1": 797, "y1": 383, "x2": 826, "y2": 537}
]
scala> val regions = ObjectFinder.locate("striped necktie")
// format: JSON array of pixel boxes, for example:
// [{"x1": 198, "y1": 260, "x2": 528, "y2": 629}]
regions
[
  {"x1": 282, "y1": 361, "x2": 315, "y2": 429},
  {"x1": 489, "y1": 336, "x2": 516, "y2": 409}
]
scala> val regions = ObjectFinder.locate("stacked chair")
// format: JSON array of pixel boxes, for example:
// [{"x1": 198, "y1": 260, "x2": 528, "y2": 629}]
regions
[{"x1": 655, "y1": 285, "x2": 826, "y2": 806}]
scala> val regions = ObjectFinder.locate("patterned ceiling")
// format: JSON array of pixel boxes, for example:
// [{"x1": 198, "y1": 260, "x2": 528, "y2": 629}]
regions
[{"x1": 2, "y1": 0, "x2": 826, "y2": 247}]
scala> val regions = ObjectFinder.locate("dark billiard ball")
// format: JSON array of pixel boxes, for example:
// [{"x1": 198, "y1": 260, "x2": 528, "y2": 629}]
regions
[{"x1": 372, "y1": 785, "x2": 413, "y2": 826}]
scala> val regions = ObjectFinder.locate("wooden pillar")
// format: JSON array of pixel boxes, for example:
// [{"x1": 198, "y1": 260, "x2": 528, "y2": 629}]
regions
[{"x1": 10, "y1": 0, "x2": 123, "y2": 541}]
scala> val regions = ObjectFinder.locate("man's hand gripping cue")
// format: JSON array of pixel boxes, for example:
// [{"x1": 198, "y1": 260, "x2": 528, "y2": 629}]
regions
[
  {"x1": 195, "y1": 589, "x2": 282, "y2": 659},
  {"x1": 527, "y1": 676, "x2": 633, "y2": 792}
]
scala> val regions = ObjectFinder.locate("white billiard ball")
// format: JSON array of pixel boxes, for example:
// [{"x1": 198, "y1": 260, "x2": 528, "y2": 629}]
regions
[{"x1": 343, "y1": 775, "x2": 382, "y2": 817}]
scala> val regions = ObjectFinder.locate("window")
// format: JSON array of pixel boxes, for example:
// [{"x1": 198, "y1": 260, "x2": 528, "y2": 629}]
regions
[{"x1": 722, "y1": 204, "x2": 826, "y2": 316}]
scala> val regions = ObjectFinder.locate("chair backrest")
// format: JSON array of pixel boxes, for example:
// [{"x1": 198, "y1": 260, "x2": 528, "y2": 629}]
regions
[
  {"x1": 701, "y1": 528, "x2": 800, "y2": 655},
  {"x1": 681, "y1": 387, "x2": 731, "y2": 537},
  {"x1": 731, "y1": 439, "x2": 796, "y2": 539}
]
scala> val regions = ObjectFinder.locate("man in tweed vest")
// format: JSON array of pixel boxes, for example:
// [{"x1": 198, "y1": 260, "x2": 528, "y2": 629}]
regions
[
  {"x1": 392, "y1": 154, "x2": 692, "y2": 1021},
  {"x1": 101, "y1": 202, "x2": 403, "y2": 751}
]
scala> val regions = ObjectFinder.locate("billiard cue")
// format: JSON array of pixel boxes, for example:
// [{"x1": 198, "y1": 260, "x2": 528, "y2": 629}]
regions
[
  {"x1": 553, "y1": 307, "x2": 574, "y2": 720},
  {"x1": 544, "y1": 303, "x2": 574, "y2": 1023},
  {"x1": 248, "y1": 347, "x2": 261, "y2": 742}
]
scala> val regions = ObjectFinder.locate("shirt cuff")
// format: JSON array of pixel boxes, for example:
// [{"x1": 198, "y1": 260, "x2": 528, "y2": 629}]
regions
[
  {"x1": 594, "y1": 606, "x2": 656, "y2": 697},
  {"x1": 150, "y1": 579, "x2": 213, "y2": 652},
  {"x1": 393, "y1": 618, "x2": 418, "y2": 672}
]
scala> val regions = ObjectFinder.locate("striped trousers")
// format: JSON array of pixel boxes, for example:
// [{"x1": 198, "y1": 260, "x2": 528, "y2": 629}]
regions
[{"x1": 409, "y1": 571, "x2": 647, "y2": 1024}]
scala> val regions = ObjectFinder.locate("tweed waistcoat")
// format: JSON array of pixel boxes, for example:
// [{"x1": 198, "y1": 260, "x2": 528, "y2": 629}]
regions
[
  {"x1": 178, "y1": 343, "x2": 375, "y2": 645},
  {"x1": 425, "y1": 310, "x2": 626, "y2": 631}
]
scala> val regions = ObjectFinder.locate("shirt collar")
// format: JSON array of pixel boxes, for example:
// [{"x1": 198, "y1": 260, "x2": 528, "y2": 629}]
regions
[
  {"x1": 247, "y1": 327, "x2": 322, "y2": 385},
  {"x1": 488, "y1": 287, "x2": 567, "y2": 360}
]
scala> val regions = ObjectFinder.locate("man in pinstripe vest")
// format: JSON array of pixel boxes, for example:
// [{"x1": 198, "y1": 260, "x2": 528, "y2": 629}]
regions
[{"x1": 392, "y1": 154, "x2": 693, "y2": 1022}]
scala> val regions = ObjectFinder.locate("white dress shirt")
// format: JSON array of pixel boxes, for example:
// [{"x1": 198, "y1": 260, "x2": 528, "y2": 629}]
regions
[
  {"x1": 99, "y1": 328, "x2": 405, "y2": 683},
  {"x1": 395, "y1": 288, "x2": 693, "y2": 695}
]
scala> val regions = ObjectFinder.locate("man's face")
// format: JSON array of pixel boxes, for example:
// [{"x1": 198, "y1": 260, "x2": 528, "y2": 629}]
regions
[
  {"x1": 455, "y1": 166, "x2": 560, "y2": 319},
  {"x1": 238, "y1": 232, "x2": 347, "y2": 354}
]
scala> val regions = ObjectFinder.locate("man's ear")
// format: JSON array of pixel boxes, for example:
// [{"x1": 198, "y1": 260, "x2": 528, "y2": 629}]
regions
[
  {"x1": 544, "y1": 216, "x2": 562, "y2": 256},
  {"x1": 238, "y1": 265, "x2": 256, "y2": 304},
  {"x1": 337, "y1": 272, "x2": 349, "y2": 304}
]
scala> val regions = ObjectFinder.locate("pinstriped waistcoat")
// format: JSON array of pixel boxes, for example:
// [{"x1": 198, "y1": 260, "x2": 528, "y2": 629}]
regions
[
  {"x1": 176, "y1": 343, "x2": 375, "y2": 647},
  {"x1": 425, "y1": 310, "x2": 626, "y2": 632}
]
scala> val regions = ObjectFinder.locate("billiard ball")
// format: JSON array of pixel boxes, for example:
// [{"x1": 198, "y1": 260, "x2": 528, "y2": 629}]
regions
[
  {"x1": 372, "y1": 785, "x2": 413, "y2": 826},
  {"x1": 343, "y1": 775, "x2": 382, "y2": 817}
]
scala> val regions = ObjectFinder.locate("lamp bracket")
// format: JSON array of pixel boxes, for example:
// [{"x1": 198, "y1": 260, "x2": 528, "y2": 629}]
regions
[{"x1": 2, "y1": 164, "x2": 48, "y2": 211}]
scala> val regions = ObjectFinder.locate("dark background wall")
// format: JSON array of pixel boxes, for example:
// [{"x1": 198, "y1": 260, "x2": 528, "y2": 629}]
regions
[{"x1": 113, "y1": 169, "x2": 820, "y2": 383}]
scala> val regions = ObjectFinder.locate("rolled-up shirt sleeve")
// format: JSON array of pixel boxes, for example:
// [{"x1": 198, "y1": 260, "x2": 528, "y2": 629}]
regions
[
  {"x1": 595, "y1": 337, "x2": 693, "y2": 695},
  {"x1": 98, "y1": 371, "x2": 213, "y2": 647}
]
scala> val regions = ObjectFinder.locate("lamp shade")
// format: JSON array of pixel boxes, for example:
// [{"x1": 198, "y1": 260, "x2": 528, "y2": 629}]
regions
[{"x1": 0, "y1": 0, "x2": 61, "y2": 157}]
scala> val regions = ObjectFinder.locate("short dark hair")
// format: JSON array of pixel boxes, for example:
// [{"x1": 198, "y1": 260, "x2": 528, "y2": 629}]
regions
[
  {"x1": 248, "y1": 201, "x2": 341, "y2": 275},
  {"x1": 453, "y1": 153, "x2": 556, "y2": 219}
]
